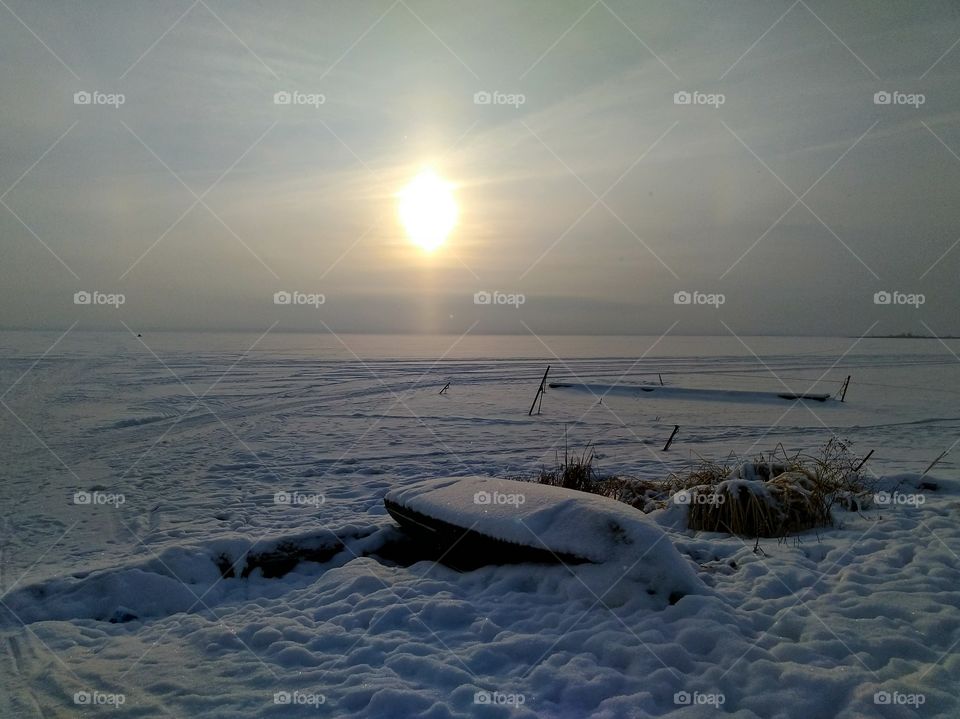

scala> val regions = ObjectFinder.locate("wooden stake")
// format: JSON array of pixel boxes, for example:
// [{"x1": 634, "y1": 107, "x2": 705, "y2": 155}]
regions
[
  {"x1": 854, "y1": 449, "x2": 874, "y2": 472},
  {"x1": 529, "y1": 365, "x2": 550, "y2": 416},
  {"x1": 839, "y1": 375, "x2": 851, "y2": 402},
  {"x1": 922, "y1": 449, "x2": 949, "y2": 477},
  {"x1": 658, "y1": 373, "x2": 664, "y2": 386},
  {"x1": 663, "y1": 424, "x2": 680, "y2": 451}
]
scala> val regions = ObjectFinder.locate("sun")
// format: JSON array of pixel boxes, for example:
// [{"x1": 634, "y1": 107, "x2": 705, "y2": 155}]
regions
[{"x1": 398, "y1": 168, "x2": 457, "y2": 252}]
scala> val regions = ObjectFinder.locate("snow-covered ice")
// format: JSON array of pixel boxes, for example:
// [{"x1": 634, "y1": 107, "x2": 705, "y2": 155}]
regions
[{"x1": 0, "y1": 332, "x2": 958, "y2": 717}]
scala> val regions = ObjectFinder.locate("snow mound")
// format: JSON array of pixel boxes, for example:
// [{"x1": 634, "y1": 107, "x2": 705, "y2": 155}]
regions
[{"x1": 385, "y1": 476, "x2": 705, "y2": 599}]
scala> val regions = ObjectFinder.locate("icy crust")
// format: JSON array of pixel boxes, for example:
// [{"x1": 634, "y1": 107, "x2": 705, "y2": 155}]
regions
[{"x1": 385, "y1": 476, "x2": 705, "y2": 596}]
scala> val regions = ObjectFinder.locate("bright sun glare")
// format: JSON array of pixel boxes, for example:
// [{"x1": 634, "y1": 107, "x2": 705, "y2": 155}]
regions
[{"x1": 398, "y1": 169, "x2": 457, "y2": 252}]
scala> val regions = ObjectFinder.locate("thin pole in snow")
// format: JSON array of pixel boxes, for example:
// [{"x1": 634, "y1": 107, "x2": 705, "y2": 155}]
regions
[
  {"x1": 529, "y1": 365, "x2": 550, "y2": 416},
  {"x1": 922, "y1": 449, "x2": 949, "y2": 478},
  {"x1": 663, "y1": 425, "x2": 680, "y2": 451},
  {"x1": 854, "y1": 449, "x2": 874, "y2": 472},
  {"x1": 839, "y1": 375, "x2": 851, "y2": 402}
]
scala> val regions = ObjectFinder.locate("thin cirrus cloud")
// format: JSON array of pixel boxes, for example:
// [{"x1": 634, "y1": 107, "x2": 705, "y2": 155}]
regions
[{"x1": 0, "y1": 1, "x2": 958, "y2": 334}]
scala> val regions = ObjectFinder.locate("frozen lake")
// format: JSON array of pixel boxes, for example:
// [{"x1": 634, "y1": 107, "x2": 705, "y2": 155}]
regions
[{"x1": 1, "y1": 331, "x2": 958, "y2": 717}]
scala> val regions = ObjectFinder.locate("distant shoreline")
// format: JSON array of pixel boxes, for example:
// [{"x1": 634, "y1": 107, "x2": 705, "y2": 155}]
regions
[{"x1": 865, "y1": 334, "x2": 960, "y2": 339}]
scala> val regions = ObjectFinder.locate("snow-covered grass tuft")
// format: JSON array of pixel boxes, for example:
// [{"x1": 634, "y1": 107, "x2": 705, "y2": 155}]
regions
[
  {"x1": 680, "y1": 439, "x2": 872, "y2": 537},
  {"x1": 525, "y1": 439, "x2": 875, "y2": 538}
]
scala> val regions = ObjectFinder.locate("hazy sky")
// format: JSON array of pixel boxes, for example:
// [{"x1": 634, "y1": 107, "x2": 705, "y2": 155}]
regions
[{"x1": 1, "y1": 0, "x2": 959, "y2": 336}]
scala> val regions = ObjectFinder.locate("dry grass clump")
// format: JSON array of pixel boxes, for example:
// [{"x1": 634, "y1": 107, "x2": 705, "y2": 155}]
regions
[
  {"x1": 528, "y1": 437, "x2": 871, "y2": 539},
  {"x1": 682, "y1": 439, "x2": 870, "y2": 537},
  {"x1": 686, "y1": 471, "x2": 832, "y2": 537},
  {"x1": 537, "y1": 444, "x2": 597, "y2": 492}
]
